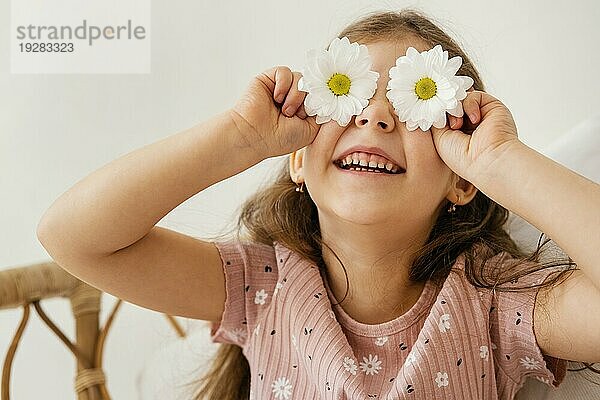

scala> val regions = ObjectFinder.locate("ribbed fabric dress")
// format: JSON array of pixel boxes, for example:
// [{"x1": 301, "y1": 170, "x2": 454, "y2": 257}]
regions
[{"x1": 210, "y1": 239, "x2": 567, "y2": 399}]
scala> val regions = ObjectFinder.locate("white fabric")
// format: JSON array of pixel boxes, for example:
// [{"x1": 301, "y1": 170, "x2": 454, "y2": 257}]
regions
[{"x1": 135, "y1": 322, "x2": 218, "y2": 400}]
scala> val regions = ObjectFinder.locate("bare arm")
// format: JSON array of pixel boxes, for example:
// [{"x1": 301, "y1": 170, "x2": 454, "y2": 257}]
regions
[
  {"x1": 37, "y1": 109, "x2": 261, "y2": 259},
  {"x1": 35, "y1": 110, "x2": 264, "y2": 320},
  {"x1": 36, "y1": 66, "x2": 315, "y2": 320},
  {"x1": 474, "y1": 142, "x2": 600, "y2": 289},
  {"x1": 474, "y1": 141, "x2": 600, "y2": 362}
]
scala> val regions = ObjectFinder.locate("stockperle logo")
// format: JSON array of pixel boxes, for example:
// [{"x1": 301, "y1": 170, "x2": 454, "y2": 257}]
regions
[{"x1": 10, "y1": 0, "x2": 151, "y2": 74}]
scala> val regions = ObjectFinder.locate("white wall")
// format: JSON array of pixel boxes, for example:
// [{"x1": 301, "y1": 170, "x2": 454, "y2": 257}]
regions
[{"x1": 1, "y1": 0, "x2": 599, "y2": 398}]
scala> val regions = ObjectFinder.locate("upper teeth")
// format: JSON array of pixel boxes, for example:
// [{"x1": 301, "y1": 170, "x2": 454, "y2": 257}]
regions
[{"x1": 338, "y1": 152, "x2": 403, "y2": 173}]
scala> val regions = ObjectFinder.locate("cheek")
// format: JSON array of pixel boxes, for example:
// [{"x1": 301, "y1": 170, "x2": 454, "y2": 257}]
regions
[{"x1": 407, "y1": 140, "x2": 454, "y2": 187}]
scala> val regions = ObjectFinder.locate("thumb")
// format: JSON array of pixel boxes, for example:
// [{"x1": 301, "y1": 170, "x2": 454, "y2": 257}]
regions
[{"x1": 430, "y1": 125, "x2": 471, "y2": 173}]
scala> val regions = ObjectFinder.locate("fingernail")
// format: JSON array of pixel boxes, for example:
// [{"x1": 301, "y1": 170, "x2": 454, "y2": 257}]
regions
[
  {"x1": 469, "y1": 113, "x2": 477, "y2": 123},
  {"x1": 284, "y1": 106, "x2": 293, "y2": 116}
]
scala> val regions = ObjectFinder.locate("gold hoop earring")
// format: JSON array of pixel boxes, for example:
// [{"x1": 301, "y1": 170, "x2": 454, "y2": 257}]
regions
[{"x1": 295, "y1": 182, "x2": 305, "y2": 193}]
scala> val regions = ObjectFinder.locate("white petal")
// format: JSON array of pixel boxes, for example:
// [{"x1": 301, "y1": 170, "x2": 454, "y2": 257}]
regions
[
  {"x1": 399, "y1": 100, "x2": 418, "y2": 121},
  {"x1": 305, "y1": 50, "x2": 330, "y2": 81},
  {"x1": 316, "y1": 114, "x2": 332, "y2": 124},
  {"x1": 350, "y1": 77, "x2": 377, "y2": 99},
  {"x1": 444, "y1": 56, "x2": 462, "y2": 76},
  {"x1": 433, "y1": 110, "x2": 447, "y2": 128},
  {"x1": 316, "y1": 53, "x2": 334, "y2": 82},
  {"x1": 424, "y1": 46, "x2": 442, "y2": 73},
  {"x1": 419, "y1": 118, "x2": 433, "y2": 131},
  {"x1": 406, "y1": 47, "x2": 420, "y2": 61},
  {"x1": 406, "y1": 119, "x2": 419, "y2": 131},
  {"x1": 447, "y1": 100, "x2": 464, "y2": 117},
  {"x1": 436, "y1": 77, "x2": 456, "y2": 101}
]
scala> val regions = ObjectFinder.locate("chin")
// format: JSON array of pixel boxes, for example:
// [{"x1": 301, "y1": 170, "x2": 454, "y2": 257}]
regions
[{"x1": 329, "y1": 202, "x2": 400, "y2": 226}]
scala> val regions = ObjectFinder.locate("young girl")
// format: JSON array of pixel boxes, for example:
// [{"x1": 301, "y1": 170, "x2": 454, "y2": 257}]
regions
[{"x1": 36, "y1": 9, "x2": 600, "y2": 400}]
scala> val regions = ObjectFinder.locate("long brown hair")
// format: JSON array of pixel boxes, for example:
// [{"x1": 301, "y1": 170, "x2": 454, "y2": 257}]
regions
[{"x1": 185, "y1": 8, "x2": 595, "y2": 399}]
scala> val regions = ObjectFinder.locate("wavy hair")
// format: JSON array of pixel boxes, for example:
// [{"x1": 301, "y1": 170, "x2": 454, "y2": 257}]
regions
[{"x1": 184, "y1": 8, "x2": 595, "y2": 399}]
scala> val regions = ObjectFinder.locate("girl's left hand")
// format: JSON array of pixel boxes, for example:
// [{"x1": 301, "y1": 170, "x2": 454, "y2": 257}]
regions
[{"x1": 430, "y1": 90, "x2": 522, "y2": 182}]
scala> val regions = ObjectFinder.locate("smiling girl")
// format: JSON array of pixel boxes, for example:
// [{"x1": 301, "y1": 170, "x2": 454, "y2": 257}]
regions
[{"x1": 37, "y1": 9, "x2": 600, "y2": 400}]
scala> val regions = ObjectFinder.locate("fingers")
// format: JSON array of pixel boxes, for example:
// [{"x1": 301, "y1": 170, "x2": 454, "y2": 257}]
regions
[
  {"x1": 447, "y1": 91, "x2": 481, "y2": 131},
  {"x1": 270, "y1": 66, "x2": 308, "y2": 118},
  {"x1": 273, "y1": 66, "x2": 293, "y2": 103},
  {"x1": 281, "y1": 71, "x2": 307, "y2": 118},
  {"x1": 462, "y1": 91, "x2": 481, "y2": 125},
  {"x1": 449, "y1": 114, "x2": 463, "y2": 130}
]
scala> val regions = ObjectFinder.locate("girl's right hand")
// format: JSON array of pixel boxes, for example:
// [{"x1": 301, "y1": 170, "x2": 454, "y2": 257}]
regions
[{"x1": 230, "y1": 66, "x2": 321, "y2": 160}]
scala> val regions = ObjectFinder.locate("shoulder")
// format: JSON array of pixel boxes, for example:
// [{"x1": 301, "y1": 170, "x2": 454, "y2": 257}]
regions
[
  {"x1": 209, "y1": 238, "x2": 281, "y2": 347},
  {"x1": 470, "y1": 249, "x2": 570, "y2": 391}
]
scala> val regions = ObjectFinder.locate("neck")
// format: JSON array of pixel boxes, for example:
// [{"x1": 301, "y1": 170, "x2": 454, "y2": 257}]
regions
[{"x1": 319, "y1": 214, "x2": 434, "y2": 324}]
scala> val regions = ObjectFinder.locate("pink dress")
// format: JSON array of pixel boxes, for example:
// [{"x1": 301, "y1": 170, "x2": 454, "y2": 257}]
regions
[{"x1": 210, "y1": 239, "x2": 567, "y2": 399}]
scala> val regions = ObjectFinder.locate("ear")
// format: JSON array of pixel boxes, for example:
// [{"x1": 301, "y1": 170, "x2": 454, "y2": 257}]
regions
[
  {"x1": 446, "y1": 173, "x2": 478, "y2": 205},
  {"x1": 289, "y1": 147, "x2": 306, "y2": 184}
]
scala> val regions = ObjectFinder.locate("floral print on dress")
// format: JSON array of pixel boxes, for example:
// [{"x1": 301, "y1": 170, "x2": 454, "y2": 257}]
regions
[
  {"x1": 273, "y1": 281, "x2": 284, "y2": 297},
  {"x1": 438, "y1": 313, "x2": 451, "y2": 333},
  {"x1": 479, "y1": 345, "x2": 489, "y2": 360},
  {"x1": 343, "y1": 356, "x2": 358, "y2": 375},
  {"x1": 374, "y1": 336, "x2": 389, "y2": 346},
  {"x1": 225, "y1": 327, "x2": 247, "y2": 345},
  {"x1": 535, "y1": 376, "x2": 551, "y2": 385},
  {"x1": 211, "y1": 241, "x2": 566, "y2": 398},
  {"x1": 271, "y1": 376, "x2": 293, "y2": 399},
  {"x1": 360, "y1": 354, "x2": 383, "y2": 375},
  {"x1": 519, "y1": 356, "x2": 542, "y2": 370},
  {"x1": 435, "y1": 371, "x2": 449, "y2": 387},
  {"x1": 254, "y1": 289, "x2": 268, "y2": 305}
]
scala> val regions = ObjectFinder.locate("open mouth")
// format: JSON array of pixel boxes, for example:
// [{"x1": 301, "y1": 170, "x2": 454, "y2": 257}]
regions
[{"x1": 333, "y1": 159, "x2": 406, "y2": 174}]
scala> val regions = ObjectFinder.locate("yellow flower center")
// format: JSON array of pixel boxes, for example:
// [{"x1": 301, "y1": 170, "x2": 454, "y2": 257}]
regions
[
  {"x1": 415, "y1": 77, "x2": 437, "y2": 100},
  {"x1": 327, "y1": 73, "x2": 351, "y2": 96}
]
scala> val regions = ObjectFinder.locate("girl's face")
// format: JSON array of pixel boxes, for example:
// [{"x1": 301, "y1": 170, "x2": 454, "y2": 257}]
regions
[{"x1": 292, "y1": 38, "x2": 472, "y2": 232}]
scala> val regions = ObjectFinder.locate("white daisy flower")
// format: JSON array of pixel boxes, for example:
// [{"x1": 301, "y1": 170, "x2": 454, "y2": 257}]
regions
[
  {"x1": 438, "y1": 313, "x2": 451, "y2": 333},
  {"x1": 374, "y1": 336, "x2": 389, "y2": 346},
  {"x1": 386, "y1": 44, "x2": 474, "y2": 131},
  {"x1": 519, "y1": 356, "x2": 542, "y2": 370},
  {"x1": 225, "y1": 327, "x2": 247, "y2": 344},
  {"x1": 435, "y1": 371, "x2": 449, "y2": 387},
  {"x1": 359, "y1": 354, "x2": 383, "y2": 375},
  {"x1": 343, "y1": 356, "x2": 358, "y2": 375},
  {"x1": 271, "y1": 376, "x2": 293, "y2": 399},
  {"x1": 480, "y1": 345, "x2": 489, "y2": 360},
  {"x1": 254, "y1": 289, "x2": 268, "y2": 305},
  {"x1": 298, "y1": 36, "x2": 379, "y2": 126}
]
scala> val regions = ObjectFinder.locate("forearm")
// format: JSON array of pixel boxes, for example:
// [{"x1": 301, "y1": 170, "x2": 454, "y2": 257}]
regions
[
  {"x1": 471, "y1": 142, "x2": 600, "y2": 287},
  {"x1": 37, "y1": 109, "x2": 264, "y2": 257}
]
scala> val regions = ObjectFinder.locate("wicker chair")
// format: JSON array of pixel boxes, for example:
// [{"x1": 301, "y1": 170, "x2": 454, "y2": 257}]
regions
[{"x1": 0, "y1": 262, "x2": 186, "y2": 400}]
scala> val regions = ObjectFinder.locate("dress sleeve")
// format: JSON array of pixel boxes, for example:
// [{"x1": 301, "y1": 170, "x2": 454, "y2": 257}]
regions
[
  {"x1": 208, "y1": 239, "x2": 279, "y2": 349},
  {"x1": 489, "y1": 254, "x2": 568, "y2": 391}
]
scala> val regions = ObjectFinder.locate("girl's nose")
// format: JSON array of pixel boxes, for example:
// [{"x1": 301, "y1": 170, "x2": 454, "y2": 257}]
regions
[{"x1": 354, "y1": 97, "x2": 396, "y2": 133}]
